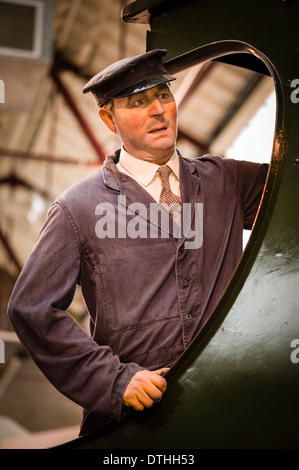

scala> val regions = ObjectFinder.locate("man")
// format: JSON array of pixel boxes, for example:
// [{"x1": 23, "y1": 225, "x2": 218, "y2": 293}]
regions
[{"x1": 8, "y1": 49, "x2": 268, "y2": 436}]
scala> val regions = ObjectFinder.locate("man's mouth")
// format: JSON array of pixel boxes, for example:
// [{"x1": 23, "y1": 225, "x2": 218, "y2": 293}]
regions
[{"x1": 148, "y1": 126, "x2": 168, "y2": 134}]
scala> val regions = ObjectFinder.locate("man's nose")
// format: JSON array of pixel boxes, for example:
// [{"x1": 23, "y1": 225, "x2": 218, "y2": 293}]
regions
[{"x1": 149, "y1": 98, "x2": 165, "y2": 116}]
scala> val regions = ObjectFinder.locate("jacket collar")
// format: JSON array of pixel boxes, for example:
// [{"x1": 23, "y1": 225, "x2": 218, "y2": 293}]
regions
[{"x1": 102, "y1": 149, "x2": 122, "y2": 191}]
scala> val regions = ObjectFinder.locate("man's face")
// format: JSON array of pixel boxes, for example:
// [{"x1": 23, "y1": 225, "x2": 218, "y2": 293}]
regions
[{"x1": 100, "y1": 84, "x2": 178, "y2": 164}]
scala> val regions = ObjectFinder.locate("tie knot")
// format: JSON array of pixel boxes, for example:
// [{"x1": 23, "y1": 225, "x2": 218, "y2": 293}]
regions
[{"x1": 157, "y1": 165, "x2": 172, "y2": 181}]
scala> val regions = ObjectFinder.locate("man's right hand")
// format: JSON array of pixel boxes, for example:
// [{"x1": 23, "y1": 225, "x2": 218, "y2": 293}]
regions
[{"x1": 122, "y1": 368, "x2": 169, "y2": 411}]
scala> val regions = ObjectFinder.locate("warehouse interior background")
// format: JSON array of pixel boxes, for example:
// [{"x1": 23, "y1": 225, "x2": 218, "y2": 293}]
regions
[{"x1": 0, "y1": 0, "x2": 275, "y2": 448}]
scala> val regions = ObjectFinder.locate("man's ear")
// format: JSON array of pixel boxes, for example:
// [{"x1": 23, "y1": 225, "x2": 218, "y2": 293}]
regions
[{"x1": 98, "y1": 107, "x2": 117, "y2": 134}]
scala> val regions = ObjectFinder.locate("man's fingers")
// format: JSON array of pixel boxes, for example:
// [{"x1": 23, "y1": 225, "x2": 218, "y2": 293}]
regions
[
  {"x1": 146, "y1": 381, "x2": 164, "y2": 403},
  {"x1": 123, "y1": 368, "x2": 169, "y2": 411},
  {"x1": 149, "y1": 368, "x2": 170, "y2": 394}
]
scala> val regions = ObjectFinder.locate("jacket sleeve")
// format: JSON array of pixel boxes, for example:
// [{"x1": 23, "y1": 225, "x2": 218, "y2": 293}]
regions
[
  {"x1": 8, "y1": 202, "x2": 143, "y2": 423},
  {"x1": 222, "y1": 158, "x2": 269, "y2": 229}
]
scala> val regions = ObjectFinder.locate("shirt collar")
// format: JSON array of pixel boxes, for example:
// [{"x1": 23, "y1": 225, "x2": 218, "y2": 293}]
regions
[{"x1": 119, "y1": 147, "x2": 180, "y2": 186}]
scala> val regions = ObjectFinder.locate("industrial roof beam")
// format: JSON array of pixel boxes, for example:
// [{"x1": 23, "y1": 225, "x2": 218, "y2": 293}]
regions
[
  {"x1": 206, "y1": 72, "x2": 264, "y2": 148},
  {"x1": 50, "y1": 63, "x2": 106, "y2": 163},
  {"x1": 177, "y1": 129, "x2": 209, "y2": 154},
  {"x1": 0, "y1": 147, "x2": 98, "y2": 167}
]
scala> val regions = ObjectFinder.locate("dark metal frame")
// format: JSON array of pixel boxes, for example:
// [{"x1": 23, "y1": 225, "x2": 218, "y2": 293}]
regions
[{"x1": 56, "y1": 0, "x2": 299, "y2": 448}]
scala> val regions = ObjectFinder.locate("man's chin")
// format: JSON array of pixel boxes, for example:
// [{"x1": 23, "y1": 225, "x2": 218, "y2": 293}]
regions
[{"x1": 148, "y1": 137, "x2": 176, "y2": 155}]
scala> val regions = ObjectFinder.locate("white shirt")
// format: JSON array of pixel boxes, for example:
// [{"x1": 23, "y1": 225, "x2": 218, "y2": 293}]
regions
[{"x1": 116, "y1": 147, "x2": 181, "y2": 203}]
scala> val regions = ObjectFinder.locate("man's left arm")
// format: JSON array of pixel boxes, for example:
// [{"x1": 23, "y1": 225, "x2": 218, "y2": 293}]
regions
[{"x1": 224, "y1": 159, "x2": 269, "y2": 229}]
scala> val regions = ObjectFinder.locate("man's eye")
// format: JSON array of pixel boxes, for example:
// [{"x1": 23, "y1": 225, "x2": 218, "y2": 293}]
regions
[
  {"x1": 133, "y1": 99, "x2": 145, "y2": 106},
  {"x1": 158, "y1": 92, "x2": 172, "y2": 101}
]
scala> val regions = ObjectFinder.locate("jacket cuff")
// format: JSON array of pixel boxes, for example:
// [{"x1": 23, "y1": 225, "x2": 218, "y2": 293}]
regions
[{"x1": 111, "y1": 362, "x2": 145, "y2": 422}]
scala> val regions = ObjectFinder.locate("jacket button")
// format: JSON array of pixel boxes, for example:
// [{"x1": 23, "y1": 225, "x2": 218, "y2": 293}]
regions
[
  {"x1": 185, "y1": 314, "x2": 193, "y2": 320},
  {"x1": 181, "y1": 278, "x2": 190, "y2": 286},
  {"x1": 178, "y1": 244, "x2": 184, "y2": 254}
]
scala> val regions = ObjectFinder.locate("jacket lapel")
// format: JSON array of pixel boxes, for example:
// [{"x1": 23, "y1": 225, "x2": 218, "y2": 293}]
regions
[{"x1": 178, "y1": 152, "x2": 201, "y2": 242}]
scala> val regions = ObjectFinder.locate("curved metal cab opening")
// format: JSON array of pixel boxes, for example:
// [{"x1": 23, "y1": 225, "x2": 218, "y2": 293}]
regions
[{"x1": 164, "y1": 40, "x2": 278, "y2": 258}]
